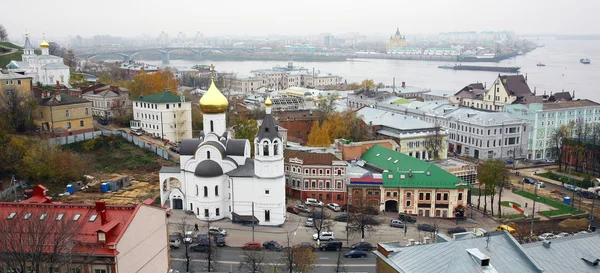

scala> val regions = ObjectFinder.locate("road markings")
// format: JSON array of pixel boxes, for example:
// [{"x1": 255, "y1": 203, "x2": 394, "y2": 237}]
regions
[{"x1": 319, "y1": 257, "x2": 330, "y2": 260}]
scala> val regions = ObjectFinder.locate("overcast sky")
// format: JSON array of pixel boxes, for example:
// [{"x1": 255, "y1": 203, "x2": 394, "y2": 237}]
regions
[{"x1": 3, "y1": 0, "x2": 598, "y2": 40}]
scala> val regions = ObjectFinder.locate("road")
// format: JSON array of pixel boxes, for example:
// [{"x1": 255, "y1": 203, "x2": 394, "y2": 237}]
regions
[{"x1": 170, "y1": 246, "x2": 376, "y2": 273}]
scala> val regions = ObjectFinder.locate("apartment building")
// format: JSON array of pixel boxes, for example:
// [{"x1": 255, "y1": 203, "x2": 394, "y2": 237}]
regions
[{"x1": 131, "y1": 89, "x2": 192, "y2": 142}]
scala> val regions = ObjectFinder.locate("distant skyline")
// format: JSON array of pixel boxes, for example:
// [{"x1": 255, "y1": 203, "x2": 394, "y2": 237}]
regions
[{"x1": 3, "y1": 0, "x2": 599, "y2": 40}]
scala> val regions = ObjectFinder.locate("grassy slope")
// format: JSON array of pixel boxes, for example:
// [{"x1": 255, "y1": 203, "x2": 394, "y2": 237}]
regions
[
  {"x1": 0, "y1": 42, "x2": 23, "y2": 68},
  {"x1": 0, "y1": 42, "x2": 23, "y2": 50}
]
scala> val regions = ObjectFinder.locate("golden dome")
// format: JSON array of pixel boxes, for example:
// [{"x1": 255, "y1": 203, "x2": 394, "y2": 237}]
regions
[
  {"x1": 40, "y1": 40, "x2": 50, "y2": 48},
  {"x1": 265, "y1": 96, "x2": 272, "y2": 107},
  {"x1": 200, "y1": 77, "x2": 228, "y2": 114}
]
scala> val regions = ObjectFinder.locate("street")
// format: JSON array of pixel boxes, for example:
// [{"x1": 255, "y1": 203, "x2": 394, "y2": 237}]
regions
[{"x1": 170, "y1": 246, "x2": 376, "y2": 273}]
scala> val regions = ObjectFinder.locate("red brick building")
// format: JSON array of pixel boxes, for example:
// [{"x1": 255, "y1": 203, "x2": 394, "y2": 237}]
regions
[
  {"x1": 275, "y1": 110, "x2": 322, "y2": 145},
  {"x1": 284, "y1": 150, "x2": 348, "y2": 205}
]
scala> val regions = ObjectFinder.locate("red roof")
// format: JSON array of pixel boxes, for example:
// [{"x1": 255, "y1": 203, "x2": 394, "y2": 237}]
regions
[
  {"x1": 284, "y1": 150, "x2": 339, "y2": 165},
  {"x1": 20, "y1": 185, "x2": 52, "y2": 204}
]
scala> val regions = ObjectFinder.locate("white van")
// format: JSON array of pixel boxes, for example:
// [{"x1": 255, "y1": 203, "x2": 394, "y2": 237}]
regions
[{"x1": 305, "y1": 198, "x2": 323, "y2": 207}]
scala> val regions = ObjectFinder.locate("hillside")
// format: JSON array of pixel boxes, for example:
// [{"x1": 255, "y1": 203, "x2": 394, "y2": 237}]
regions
[{"x1": 0, "y1": 42, "x2": 22, "y2": 68}]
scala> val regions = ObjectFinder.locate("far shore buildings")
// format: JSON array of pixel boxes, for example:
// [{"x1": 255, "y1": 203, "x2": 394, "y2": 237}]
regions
[
  {"x1": 7, "y1": 34, "x2": 70, "y2": 86},
  {"x1": 131, "y1": 89, "x2": 192, "y2": 142}
]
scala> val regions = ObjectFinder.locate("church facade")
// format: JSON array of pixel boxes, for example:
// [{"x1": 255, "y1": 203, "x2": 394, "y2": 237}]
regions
[
  {"x1": 159, "y1": 79, "x2": 286, "y2": 226},
  {"x1": 386, "y1": 27, "x2": 407, "y2": 52},
  {"x1": 7, "y1": 34, "x2": 70, "y2": 86}
]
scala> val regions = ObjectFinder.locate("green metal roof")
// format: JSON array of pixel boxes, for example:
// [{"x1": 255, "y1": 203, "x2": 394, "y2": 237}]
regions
[
  {"x1": 361, "y1": 145, "x2": 470, "y2": 189},
  {"x1": 391, "y1": 98, "x2": 413, "y2": 104},
  {"x1": 133, "y1": 91, "x2": 191, "y2": 104}
]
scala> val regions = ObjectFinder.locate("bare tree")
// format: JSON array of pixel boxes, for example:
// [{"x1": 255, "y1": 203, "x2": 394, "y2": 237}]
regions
[
  {"x1": 334, "y1": 248, "x2": 348, "y2": 273},
  {"x1": 423, "y1": 125, "x2": 445, "y2": 160},
  {"x1": 0, "y1": 90, "x2": 37, "y2": 133},
  {"x1": 49, "y1": 42, "x2": 66, "y2": 57},
  {"x1": 347, "y1": 198, "x2": 380, "y2": 240},
  {"x1": 202, "y1": 217, "x2": 221, "y2": 272},
  {"x1": 238, "y1": 251, "x2": 267, "y2": 273},
  {"x1": 311, "y1": 205, "x2": 336, "y2": 245},
  {"x1": 0, "y1": 210, "x2": 93, "y2": 273},
  {"x1": 177, "y1": 216, "x2": 193, "y2": 273},
  {"x1": 0, "y1": 24, "x2": 8, "y2": 42},
  {"x1": 549, "y1": 126, "x2": 569, "y2": 171}
]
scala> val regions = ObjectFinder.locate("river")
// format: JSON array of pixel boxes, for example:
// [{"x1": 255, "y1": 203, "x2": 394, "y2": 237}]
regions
[{"x1": 138, "y1": 39, "x2": 600, "y2": 102}]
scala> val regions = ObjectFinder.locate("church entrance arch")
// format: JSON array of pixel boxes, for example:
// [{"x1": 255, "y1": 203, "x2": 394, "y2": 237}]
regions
[
  {"x1": 384, "y1": 200, "x2": 398, "y2": 212},
  {"x1": 173, "y1": 198, "x2": 183, "y2": 210}
]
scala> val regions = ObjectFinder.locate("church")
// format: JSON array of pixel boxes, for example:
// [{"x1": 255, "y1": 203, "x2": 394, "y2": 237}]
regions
[
  {"x1": 7, "y1": 33, "x2": 70, "y2": 86},
  {"x1": 159, "y1": 78, "x2": 286, "y2": 226},
  {"x1": 386, "y1": 27, "x2": 407, "y2": 51}
]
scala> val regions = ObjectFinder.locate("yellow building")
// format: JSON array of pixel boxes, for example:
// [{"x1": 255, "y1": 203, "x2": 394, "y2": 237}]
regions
[
  {"x1": 0, "y1": 71, "x2": 33, "y2": 97},
  {"x1": 452, "y1": 75, "x2": 536, "y2": 112},
  {"x1": 33, "y1": 89, "x2": 93, "y2": 136},
  {"x1": 386, "y1": 27, "x2": 406, "y2": 51}
]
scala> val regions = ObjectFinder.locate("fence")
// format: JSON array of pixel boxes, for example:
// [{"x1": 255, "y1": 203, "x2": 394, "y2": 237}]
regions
[{"x1": 48, "y1": 130, "x2": 171, "y2": 160}]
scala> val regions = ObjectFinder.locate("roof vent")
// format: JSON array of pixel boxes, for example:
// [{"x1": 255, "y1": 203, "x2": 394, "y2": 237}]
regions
[
  {"x1": 466, "y1": 248, "x2": 491, "y2": 267},
  {"x1": 542, "y1": 240, "x2": 551, "y2": 248},
  {"x1": 582, "y1": 254, "x2": 600, "y2": 266},
  {"x1": 408, "y1": 169, "x2": 413, "y2": 177}
]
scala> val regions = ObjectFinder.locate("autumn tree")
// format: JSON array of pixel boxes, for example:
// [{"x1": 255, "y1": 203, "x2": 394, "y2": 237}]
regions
[
  {"x1": 316, "y1": 93, "x2": 340, "y2": 118},
  {"x1": 126, "y1": 69, "x2": 179, "y2": 98},
  {"x1": 191, "y1": 105, "x2": 204, "y2": 132},
  {"x1": 69, "y1": 73, "x2": 88, "y2": 88},
  {"x1": 19, "y1": 141, "x2": 89, "y2": 184},
  {"x1": 549, "y1": 126, "x2": 569, "y2": 171},
  {"x1": 0, "y1": 24, "x2": 8, "y2": 42},
  {"x1": 233, "y1": 116, "x2": 258, "y2": 154},
  {"x1": 359, "y1": 79, "x2": 376, "y2": 93},
  {"x1": 63, "y1": 49, "x2": 77, "y2": 71},
  {"x1": 0, "y1": 131, "x2": 27, "y2": 178},
  {"x1": 0, "y1": 89, "x2": 37, "y2": 133},
  {"x1": 307, "y1": 120, "x2": 331, "y2": 147},
  {"x1": 48, "y1": 42, "x2": 66, "y2": 57},
  {"x1": 423, "y1": 125, "x2": 445, "y2": 160},
  {"x1": 326, "y1": 110, "x2": 373, "y2": 142},
  {"x1": 479, "y1": 159, "x2": 509, "y2": 217}
]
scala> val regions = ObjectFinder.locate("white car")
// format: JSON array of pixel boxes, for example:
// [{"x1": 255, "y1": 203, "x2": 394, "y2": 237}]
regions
[
  {"x1": 327, "y1": 203, "x2": 341, "y2": 212},
  {"x1": 313, "y1": 231, "x2": 335, "y2": 241},
  {"x1": 208, "y1": 227, "x2": 227, "y2": 236},
  {"x1": 184, "y1": 231, "x2": 194, "y2": 244},
  {"x1": 537, "y1": 233, "x2": 556, "y2": 241},
  {"x1": 555, "y1": 232, "x2": 569, "y2": 238},
  {"x1": 305, "y1": 198, "x2": 324, "y2": 207},
  {"x1": 305, "y1": 218, "x2": 314, "y2": 227}
]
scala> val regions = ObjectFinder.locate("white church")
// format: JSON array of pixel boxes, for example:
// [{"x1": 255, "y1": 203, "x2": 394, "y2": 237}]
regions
[
  {"x1": 7, "y1": 33, "x2": 70, "y2": 86},
  {"x1": 159, "y1": 78, "x2": 286, "y2": 226}
]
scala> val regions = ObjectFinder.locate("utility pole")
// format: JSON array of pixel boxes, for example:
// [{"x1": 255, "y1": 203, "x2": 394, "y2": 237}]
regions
[
  {"x1": 252, "y1": 201, "x2": 255, "y2": 241},
  {"x1": 590, "y1": 195, "x2": 596, "y2": 221},
  {"x1": 530, "y1": 184, "x2": 538, "y2": 236}
]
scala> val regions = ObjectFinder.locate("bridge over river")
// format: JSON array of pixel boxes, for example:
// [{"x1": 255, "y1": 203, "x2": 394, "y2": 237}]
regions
[{"x1": 77, "y1": 47, "x2": 255, "y2": 65}]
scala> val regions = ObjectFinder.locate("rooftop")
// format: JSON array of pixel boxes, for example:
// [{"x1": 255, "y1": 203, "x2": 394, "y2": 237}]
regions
[
  {"x1": 0, "y1": 71, "x2": 33, "y2": 80},
  {"x1": 357, "y1": 107, "x2": 438, "y2": 131},
  {"x1": 284, "y1": 150, "x2": 342, "y2": 165},
  {"x1": 541, "y1": 99, "x2": 600, "y2": 110},
  {"x1": 133, "y1": 90, "x2": 191, "y2": 104},
  {"x1": 522, "y1": 233, "x2": 600, "y2": 273}
]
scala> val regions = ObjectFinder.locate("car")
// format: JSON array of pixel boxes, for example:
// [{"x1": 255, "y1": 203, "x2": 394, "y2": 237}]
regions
[
  {"x1": 242, "y1": 241, "x2": 262, "y2": 250},
  {"x1": 305, "y1": 198, "x2": 324, "y2": 207},
  {"x1": 350, "y1": 242, "x2": 373, "y2": 251},
  {"x1": 341, "y1": 204, "x2": 358, "y2": 213},
  {"x1": 130, "y1": 129, "x2": 143, "y2": 136},
  {"x1": 334, "y1": 214, "x2": 348, "y2": 222},
  {"x1": 390, "y1": 220, "x2": 405, "y2": 228},
  {"x1": 417, "y1": 224, "x2": 436, "y2": 232},
  {"x1": 535, "y1": 182, "x2": 545, "y2": 188},
  {"x1": 344, "y1": 250, "x2": 368, "y2": 258},
  {"x1": 189, "y1": 242, "x2": 210, "y2": 252},
  {"x1": 208, "y1": 227, "x2": 227, "y2": 236},
  {"x1": 214, "y1": 235, "x2": 226, "y2": 247},
  {"x1": 496, "y1": 225, "x2": 516, "y2": 234},
  {"x1": 169, "y1": 235, "x2": 181, "y2": 248},
  {"x1": 538, "y1": 233, "x2": 556, "y2": 241},
  {"x1": 555, "y1": 232, "x2": 570, "y2": 238},
  {"x1": 295, "y1": 242, "x2": 316, "y2": 252},
  {"x1": 565, "y1": 185, "x2": 577, "y2": 191},
  {"x1": 364, "y1": 206, "x2": 380, "y2": 215},
  {"x1": 399, "y1": 213, "x2": 417, "y2": 223},
  {"x1": 523, "y1": 178, "x2": 536, "y2": 184},
  {"x1": 579, "y1": 191, "x2": 596, "y2": 199},
  {"x1": 305, "y1": 218, "x2": 314, "y2": 227},
  {"x1": 295, "y1": 204, "x2": 311, "y2": 213},
  {"x1": 327, "y1": 203, "x2": 341, "y2": 212},
  {"x1": 313, "y1": 231, "x2": 335, "y2": 241},
  {"x1": 320, "y1": 241, "x2": 343, "y2": 251},
  {"x1": 448, "y1": 227, "x2": 467, "y2": 234},
  {"x1": 98, "y1": 118, "x2": 109, "y2": 125},
  {"x1": 169, "y1": 146, "x2": 180, "y2": 154},
  {"x1": 575, "y1": 230, "x2": 589, "y2": 235},
  {"x1": 310, "y1": 211, "x2": 326, "y2": 219},
  {"x1": 544, "y1": 159, "x2": 556, "y2": 163},
  {"x1": 183, "y1": 231, "x2": 194, "y2": 244},
  {"x1": 287, "y1": 206, "x2": 300, "y2": 214},
  {"x1": 263, "y1": 240, "x2": 283, "y2": 251}
]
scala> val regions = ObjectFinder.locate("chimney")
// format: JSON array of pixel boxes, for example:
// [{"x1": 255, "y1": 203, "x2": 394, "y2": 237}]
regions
[
  {"x1": 525, "y1": 73, "x2": 528, "y2": 82},
  {"x1": 56, "y1": 81, "x2": 60, "y2": 90},
  {"x1": 402, "y1": 81, "x2": 406, "y2": 88},
  {"x1": 95, "y1": 201, "x2": 107, "y2": 224},
  {"x1": 466, "y1": 248, "x2": 491, "y2": 267},
  {"x1": 573, "y1": 90, "x2": 575, "y2": 99},
  {"x1": 542, "y1": 240, "x2": 551, "y2": 248}
]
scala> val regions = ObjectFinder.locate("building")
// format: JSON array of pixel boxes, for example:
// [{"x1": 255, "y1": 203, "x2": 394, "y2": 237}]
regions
[
  {"x1": 233, "y1": 63, "x2": 342, "y2": 93},
  {"x1": 375, "y1": 231, "x2": 544, "y2": 273},
  {"x1": 451, "y1": 75, "x2": 542, "y2": 112},
  {"x1": 33, "y1": 89, "x2": 93, "y2": 136},
  {"x1": 335, "y1": 139, "x2": 399, "y2": 161},
  {"x1": 81, "y1": 84, "x2": 131, "y2": 119},
  {"x1": 422, "y1": 47, "x2": 461, "y2": 56},
  {"x1": 348, "y1": 145, "x2": 470, "y2": 216},
  {"x1": 387, "y1": 47, "x2": 422, "y2": 55},
  {"x1": 274, "y1": 110, "x2": 322, "y2": 145},
  {"x1": 0, "y1": 71, "x2": 33, "y2": 96},
  {"x1": 504, "y1": 99, "x2": 600, "y2": 160},
  {"x1": 522, "y1": 233, "x2": 600, "y2": 273},
  {"x1": 386, "y1": 28, "x2": 407, "y2": 52},
  {"x1": 0, "y1": 185, "x2": 169, "y2": 273},
  {"x1": 357, "y1": 107, "x2": 448, "y2": 160},
  {"x1": 7, "y1": 34, "x2": 70, "y2": 86},
  {"x1": 159, "y1": 81, "x2": 286, "y2": 226},
  {"x1": 131, "y1": 89, "x2": 192, "y2": 142},
  {"x1": 284, "y1": 150, "x2": 348, "y2": 205}
]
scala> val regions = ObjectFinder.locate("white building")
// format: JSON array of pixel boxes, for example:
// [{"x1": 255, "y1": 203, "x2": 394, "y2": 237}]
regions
[
  {"x1": 82, "y1": 85, "x2": 131, "y2": 118},
  {"x1": 233, "y1": 63, "x2": 342, "y2": 93},
  {"x1": 159, "y1": 80, "x2": 286, "y2": 226},
  {"x1": 131, "y1": 89, "x2": 192, "y2": 142},
  {"x1": 7, "y1": 34, "x2": 70, "y2": 86}
]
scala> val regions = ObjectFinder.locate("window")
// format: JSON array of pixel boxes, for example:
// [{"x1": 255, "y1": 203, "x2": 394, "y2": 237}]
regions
[
  {"x1": 419, "y1": 192, "x2": 423, "y2": 200},
  {"x1": 407, "y1": 192, "x2": 412, "y2": 198},
  {"x1": 265, "y1": 189, "x2": 270, "y2": 195},
  {"x1": 85, "y1": 108, "x2": 89, "y2": 115},
  {"x1": 458, "y1": 193, "x2": 463, "y2": 200},
  {"x1": 337, "y1": 182, "x2": 342, "y2": 188},
  {"x1": 265, "y1": 210, "x2": 271, "y2": 222},
  {"x1": 326, "y1": 169, "x2": 330, "y2": 175},
  {"x1": 436, "y1": 193, "x2": 441, "y2": 200},
  {"x1": 80, "y1": 120, "x2": 84, "y2": 127},
  {"x1": 216, "y1": 208, "x2": 220, "y2": 216},
  {"x1": 166, "y1": 104, "x2": 170, "y2": 109},
  {"x1": 204, "y1": 209, "x2": 209, "y2": 217},
  {"x1": 204, "y1": 186, "x2": 208, "y2": 197},
  {"x1": 196, "y1": 185, "x2": 199, "y2": 196},
  {"x1": 325, "y1": 182, "x2": 330, "y2": 188},
  {"x1": 425, "y1": 193, "x2": 431, "y2": 200},
  {"x1": 207, "y1": 151, "x2": 211, "y2": 159},
  {"x1": 367, "y1": 191, "x2": 373, "y2": 195},
  {"x1": 215, "y1": 186, "x2": 219, "y2": 196},
  {"x1": 210, "y1": 120, "x2": 214, "y2": 132},
  {"x1": 304, "y1": 181, "x2": 308, "y2": 188},
  {"x1": 39, "y1": 213, "x2": 48, "y2": 220},
  {"x1": 73, "y1": 214, "x2": 81, "y2": 221},
  {"x1": 337, "y1": 170, "x2": 342, "y2": 175},
  {"x1": 7, "y1": 212, "x2": 16, "y2": 219},
  {"x1": 312, "y1": 169, "x2": 316, "y2": 174},
  {"x1": 406, "y1": 200, "x2": 411, "y2": 207},
  {"x1": 67, "y1": 122, "x2": 71, "y2": 129},
  {"x1": 263, "y1": 141, "x2": 269, "y2": 156},
  {"x1": 273, "y1": 141, "x2": 279, "y2": 155},
  {"x1": 443, "y1": 193, "x2": 448, "y2": 201},
  {"x1": 386, "y1": 192, "x2": 391, "y2": 197},
  {"x1": 56, "y1": 213, "x2": 64, "y2": 221},
  {"x1": 393, "y1": 192, "x2": 398, "y2": 197},
  {"x1": 65, "y1": 110, "x2": 70, "y2": 117},
  {"x1": 94, "y1": 270, "x2": 107, "y2": 273},
  {"x1": 319, "y1": 169, "x2": 323, "y2": 175},
  {"x1": 89, "y1": 214, "x2": 97, "y2": 222},
  {"x1": 311, "y1": 181, "x2": 316, "y2": 188}
]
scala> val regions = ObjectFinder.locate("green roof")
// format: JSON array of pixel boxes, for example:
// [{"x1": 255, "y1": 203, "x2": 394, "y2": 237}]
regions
[
  {"x1": 361, "y1": 145, "x2": 470, "y2": 189},
  {"x1": 391, "y1": 98, "x2": 413, "y2": 104},
  {"x1": 133, "y1": 91, "x2": 191, "y2": 104}
]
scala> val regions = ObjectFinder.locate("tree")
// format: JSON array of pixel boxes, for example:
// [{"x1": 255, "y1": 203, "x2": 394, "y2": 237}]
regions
[
  {"x1": 177, "y1": 216, "x2": 193, "y2": 273},
  {"x1": 125, "y1": 69, "x2": 179, "y2": 98},
  {"x1": 18, "y1": 141, "x2": 89, "y2": 184},
  {"x1": 69, "y1": 73, "x2": 88, "y2": 87},
  {"x1": 311, "y1": 205, "x2": 336, "y2": 246},
  {"x1": 423, "y1": 125, "x2": 445, "y2": 160},
  {"x1": 233, "y1": 116, "x2": 258, "y2": 155},
  {"x1": 0, "y1": 210, "x2": 91, "y2": 273},
  {"x1": 549, "y1": 126, "x2": 568, "y2": 171},
  {"x1": 238, "y1": 251, "x2": 266, "y2": 273},
  {"x1": 191, "y1": 105, "x2": 203, "y2": 132},
  {"x1": 292, "y1": 247, "x2": 318, "y2": 273},
  {"x1": 358, "y1": 79, "x2": 376, "y2": 93},
  {"x1": 479, "y1": 159, "x2": 508, "y2": 217},
  {"x1": 316, "y1": 93, "x2": 339, "y2": 118},
  {"x1": 202, "y1": 217, "x2": 221, "y2": 272},
  {"x1": 48, "y1": 42, "x2": 66, "y2": 57},
  {"x1": 334, "y1": 248, "x2": 348, "y2": 273},
  {"x1": 63, "y1": 49, "x2": 77, "y2": 71},
  {"x1": 0, "y1": 90, "x2": 37, "y2": 133},
  {"x1": 0, "y1": 24, "x2": 8, "y2": 42},
  {"x1": 347, "y1": 198, "x2": 380, "y2": 240},
  {"x1": 307, "y1": 121, "x2": 331, "y2": 147}
]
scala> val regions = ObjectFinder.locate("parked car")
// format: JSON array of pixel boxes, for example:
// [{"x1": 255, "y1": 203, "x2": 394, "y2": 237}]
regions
[
  {"x1": 535, "y1": 182, "x2": 546, "y2": 188},
  {"x1": 537, "y1": 233, "x2": 556, "y2": 241},
  {"x1": 305, "y1": 198, "x2": 324, "y2": 207},
  {"x1": 312, "y1": 231, "x2": 335, "y2": 241},
  {"x1": 295, "y1": 242, "x2": 316, "y2": 252},
  {"x1": 214, "y1": 235, "x2": 226, "y2": 247},
  {"x1": 448, "y1": 227, "x2": 467, "y2": 234},
  {"x1": 183, "y1": 231, "x2": 194, "y2": 244},
  {"x1": 242, "y1": 241, "x2": 262, "y2": 250},
  {"x1": 579, "y1": 191, "x2": 597, "y2": 199},
  {"x1": 169, "y1": 146, "x2": 180, "y2": 154},
  {"x1": 523, "y1": 178, "x2": 536, "y2": 184},
  {"x1": 417, "y1": 224, "x2": 436, "y2": 232},
  {"x1": 287, "y1": 206, "x2": 300, "y2": 214},
  {"x1": 320, "y1": 241, "x2": 343, "y2": 251},
  {"x1": 208, "y1": 227, "x2": 227, "y2": 236},
  {"x1": 305, "y1": 218, "x2": 314, "y2": 227},
  {"x1": 169, "y1": 234, "x2": 181, "y2": 248},
  {"x1": 334, "y1": 214, "x2": 348, "y2": 222},
  {"x1": 263, "y1": 240, "x2": 283, "y2": 251},
  {"x1": 350, "y1": 242, "x2": 373, "y2": 251},
  {"x1": 556, "y1": 232, "x2": 570, "y2": 238},
  {"x1": 295, "y1": 204, "x2": 311, "y2": 213},
  {"x1": 390, "y1": 220, "x2": 405, "y2": 228},
  {"x1": 327, "y1": 203, "x2": 341, "y2": 212},
  {"x1": 341, "y1": 204, "x2": 358, "y2": 213},
  {"x1": 565, "y1": 185, "x2": 578, "y2": 191},
  {"x1": 399, "y1": 213, "x2": 417, "y2": 223},
  {"x1": 575, "y1": 230, "x2": 589, "y2": 235},
  {"x1": 344, "y1": 250, "x2": 368, "y2": 258},
  {"x1": 98, "y1": 118, "x2": 109, "y2": 125},
  {"x1": 310, "y1": 211, "x2": 326, "y2": 219},
  {"x1": 189, "y1": 242, "x2": 210, "y2": 252},
  {"x1": 130, "y1": 129, "x2": 143, "y2": 136}
]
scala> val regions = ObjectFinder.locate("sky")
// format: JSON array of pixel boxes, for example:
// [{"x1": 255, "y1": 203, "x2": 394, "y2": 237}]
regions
[{"x1": 3, "y1": 0, "x2": 599, "y2": 40}]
